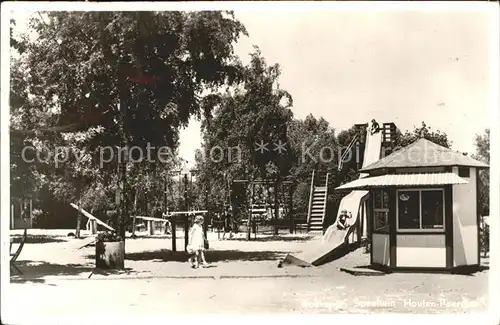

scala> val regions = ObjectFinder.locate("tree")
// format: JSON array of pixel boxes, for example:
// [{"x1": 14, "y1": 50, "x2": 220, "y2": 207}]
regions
[
  {"x1": 393, "y1": 121, "x2": 452, "y2": 149},
  {"x1": 473, "y1": 129, "x2": 490, "y2": 163},
  {"x1": 12, "y1": 11, "x2": 248, "y2": 240},
  {"x1": 195, "y1": 48, "x2": 294, "y2": 238},
  {"x1": 288, "y1": 114, "x2": 338, "y2": 180},
  {"x1": 287, "y1": 115, "x2": 340, "y2": 226},
  {"x1": 473, "y1": 129, "x2": 489, "y2": 216}
]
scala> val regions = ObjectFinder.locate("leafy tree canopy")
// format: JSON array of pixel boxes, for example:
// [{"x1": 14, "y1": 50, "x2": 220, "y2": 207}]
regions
[
  {"x1": 394, "y1": 121, "x2": 452, "y2": 149},
  {"x1": 473, "y1": 128, "x2": 490, "y2": 216},
  {"x1": 10, "y1": 11, "x2": 248, "y2": 232}
]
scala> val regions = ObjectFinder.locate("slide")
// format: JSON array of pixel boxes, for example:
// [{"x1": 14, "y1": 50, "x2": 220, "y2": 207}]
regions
[
  {"x1": 282, "y1": 190, "x2": 368, "y2": 266},
  {"x1": 360, "y1": 127, "x2": 383, "y2": 177},
  {"x1": 282, "y1": 125, "x2": 382, "y2": 267}
]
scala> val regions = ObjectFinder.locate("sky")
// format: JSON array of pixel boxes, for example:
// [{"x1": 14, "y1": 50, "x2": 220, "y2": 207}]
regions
[
  {"x1": 179, "y1": 9, "x2": 494, "y2": 167},
  {"x1": 10, "y1": 7, "x2": 495, "y2": 169}
]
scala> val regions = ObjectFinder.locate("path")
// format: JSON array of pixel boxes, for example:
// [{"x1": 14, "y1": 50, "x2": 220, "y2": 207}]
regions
[
  {"x1": 5, "y1": 273, "x2": 488, "y2": 323},
  {"x1": 7, "y1": 229, "x2": 489, "y2": 320}
]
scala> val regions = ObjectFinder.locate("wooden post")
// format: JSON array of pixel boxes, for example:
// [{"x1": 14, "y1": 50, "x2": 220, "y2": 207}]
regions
[
  {"x1": 288, "y1": 185, "x2": 294, "y2": 234},
  {"x1": 164, "y1": 209, "x2": 170, "y2": 235},
  {"x1": 184, "y1": 174, "x2": 189, "y2": 251},
  {"x1": 184, "y1": 216, "x2": 189, "y2": 251},
  {"x1": 171, "y1": 215, "x2": 177, "y2": 252},
  {"x1": 246, "y1": 181, "x2": 254, "y2": 241},
  {"x1": 445, "y1": 184, "x2": 454, "y2": 268},
  {"x1": 144, "y1": 191, "x2": 149, "y2": 223},
  {"x1": 164, "y1": 176, "x2": 168, "y2": 212},
  {"x1": 163, "y1": 177, "x2": 169, "y2": 235},
  {"x1": 91, "y1": 220, "x2": 97, "y2": 235},
  {"x1": 203, "y1": 214, "x2": 208, "y2": 249},
  {"x1": 356, "y1": 203, "x2": 363, "y2": 244},
  {"x1": 20, "y1": 200, "x2": 23, "y2": 225},
  {"x1": 29, "y1": 199, "x2": 33, "y2": 228},
  {"x1": 351, "y1": 220, "x2": 356, "y2": 244},
  {"x1": 274, "y1": 181, "x2": 279, "y2": 235},
  {"x1": 132, "y1": 190, "x2": 138, "y2": 237},
  {"x1": 388, "y1": 187, "x2": 397, "y2": 268},
  {"x1": 204, "y1": 187, "x2": 209, "y2": 248},
  {"x1": 11, "y1": 204, "x2": 14, "y2": 229},
  {"x1": 148, "y1": 220, "x2": 154, "y2": 235},
  {"x1": 362, "y1": 200, "x2": 368, "y2": 240}
]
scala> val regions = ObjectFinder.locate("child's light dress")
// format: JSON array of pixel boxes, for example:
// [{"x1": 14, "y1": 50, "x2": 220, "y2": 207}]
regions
[{"x1": 188, "y1": 223, "x2": 205, "y2": 252}]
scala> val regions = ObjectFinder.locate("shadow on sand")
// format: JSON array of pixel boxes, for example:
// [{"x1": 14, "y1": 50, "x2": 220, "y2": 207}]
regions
[
  {"x1": 10, "y1": 260, "x2": 143, "y2": 283},
  {"x1": 450, "y1": 265, "x2": 489, "y2": 276},
  {"x1": 121, "y1": 249, "x2": 287, "y2": 262},
  {"x1": 227, "y1": 235, "x2": 315, "y2": 242},
  {"x1": 10, "y1": 235, "x2": 68, "y2": 244},
  {"x1": 10, "y1": 261, "x2": 94, "y2": 283},
  {"x1": 128, "y1": 234, "x2": 173, "y2": 240}
]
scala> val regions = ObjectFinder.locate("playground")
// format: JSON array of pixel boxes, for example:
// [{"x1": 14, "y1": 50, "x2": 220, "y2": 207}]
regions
[
  {"x1": 9, "y1": 120, "x2": 491, "y2": 307},
  {"x1": 10, "y1": 228, "x2": 322, "y2": 280},
  {"x1": 8, "y1": 228, "x2": 489, "y2": 315}
]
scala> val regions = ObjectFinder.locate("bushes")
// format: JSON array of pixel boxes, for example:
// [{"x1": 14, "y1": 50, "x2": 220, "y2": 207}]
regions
[{"x1": 480, "y1": 223, "x2": 489, "y2": 257}]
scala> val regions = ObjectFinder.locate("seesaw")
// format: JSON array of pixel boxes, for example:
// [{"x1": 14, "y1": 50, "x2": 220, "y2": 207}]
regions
[{"x1": 70, "y1": 203, "x2": 115, "y2": 233}]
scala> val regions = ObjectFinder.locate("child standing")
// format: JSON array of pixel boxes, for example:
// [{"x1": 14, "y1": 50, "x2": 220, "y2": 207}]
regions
[
  {"x1": 222, "y1": 206, "x2": 234, "y2": 240},
  {"x1": 187, "y1": 215, "x2": 208, "y2": 268}
]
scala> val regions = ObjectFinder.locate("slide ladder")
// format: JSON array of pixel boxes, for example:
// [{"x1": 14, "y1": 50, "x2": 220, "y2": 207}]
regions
[{"x1": 307, "y1": 171, "x2": 329, "y2": 233}]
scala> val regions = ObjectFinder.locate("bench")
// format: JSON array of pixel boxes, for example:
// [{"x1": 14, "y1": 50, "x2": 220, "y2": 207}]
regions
[
  {"x1": 292, "y1": 214, "x2": 308, "y2": 234},
  {"x1": 10, "y1": 229, "x2": 27, "y2": 275},
  {"x1": 294, "y1": 223, "x2": 308, "y2": 234},
  {"x1": 134, "y1": 216, "x2": 170, "y2": 235}
]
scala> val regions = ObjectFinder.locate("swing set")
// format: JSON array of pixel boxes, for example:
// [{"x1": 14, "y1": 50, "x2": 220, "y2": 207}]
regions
[{"x1": 231, "y1": 178, "x2": 294, "y2": 239}]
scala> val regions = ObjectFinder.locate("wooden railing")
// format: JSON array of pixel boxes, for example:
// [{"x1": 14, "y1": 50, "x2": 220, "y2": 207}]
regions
[
  {"x1": 320, "y1": 172, "x2": 330, "y2": 226},
  {"x1": 306, "y1": 170, "x2": 315, "y2": 226},
  {"x1": 338, "y1": 135, "x2": 358, "y2": 171}
]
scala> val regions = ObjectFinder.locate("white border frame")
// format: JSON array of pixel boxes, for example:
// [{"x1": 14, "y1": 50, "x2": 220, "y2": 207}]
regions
[
  {"x1": 396, "y1": 188, "x2": 446, "y2": 233},
  {"x1": 1, "y1": 2, "x2": 498, "y2": 325}
]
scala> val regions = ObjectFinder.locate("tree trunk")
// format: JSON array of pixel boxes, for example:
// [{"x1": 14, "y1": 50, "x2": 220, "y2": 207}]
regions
[
  {"x1": 117, "y1": 90, "x2": 129, "y2": 241},
  {"x1": 75, "y1": 198, "x2": 82, "y2": 238},
  {"x1": 76, "y1": 214, "x2": 82, "y2": 238}
]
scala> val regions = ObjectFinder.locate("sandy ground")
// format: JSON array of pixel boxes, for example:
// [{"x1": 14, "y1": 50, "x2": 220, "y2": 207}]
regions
[
  {"x1": 5, "y1": 275, "x2": 489, "y2": 317},
  {"x1": 6, "y1": 229, "x2": 490, "y2": 317},
  {"x1": 10, "y1": 229, "x2": 330, "y2": 279}
]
